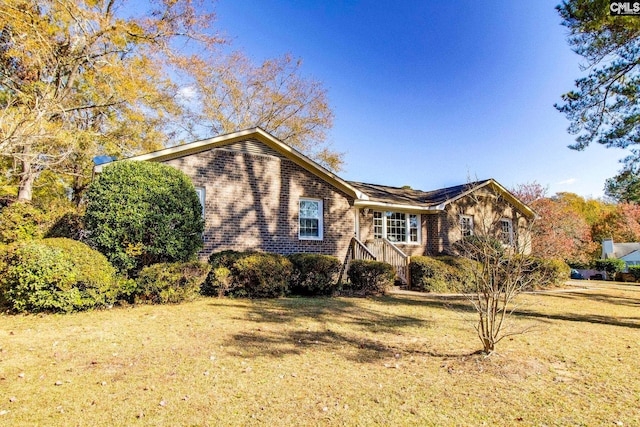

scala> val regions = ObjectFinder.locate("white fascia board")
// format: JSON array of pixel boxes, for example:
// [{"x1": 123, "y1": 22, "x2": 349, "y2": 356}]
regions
[{"x1": 353, "y1": 199, "x2": 442, "y2": 213}]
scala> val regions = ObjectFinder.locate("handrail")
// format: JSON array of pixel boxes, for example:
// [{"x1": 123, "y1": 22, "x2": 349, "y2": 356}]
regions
[
  {"x1": 365, "y1": 238, "x2": 410, "y2": 286},
  {"x1": 337, "y1": 237, "x2": 377, "y2": 284},
  {"x1": 353, "y1": 236, "x2": 377, "y2": 260}
]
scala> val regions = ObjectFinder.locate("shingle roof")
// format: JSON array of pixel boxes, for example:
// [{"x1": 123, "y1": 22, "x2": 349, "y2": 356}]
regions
[
  {"x1": 612, "y1": 243, "x2": 640, "y2": 259},
  {"x1": 348, "y1": 179, "x2": 492, "y2": 207}
]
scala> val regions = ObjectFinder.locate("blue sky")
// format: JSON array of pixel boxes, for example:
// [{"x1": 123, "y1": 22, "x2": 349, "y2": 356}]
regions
[{"x1": 208, "y1": 0, "x2": 624, "y2": 198}]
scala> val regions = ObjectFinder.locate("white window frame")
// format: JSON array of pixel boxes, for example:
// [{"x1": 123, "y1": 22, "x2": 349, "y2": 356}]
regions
[
  {"x1": 372, "y1": 211, "x2": 420, "y2": 244},
  {"x1": 299, "y1": 198, "x2": 323, "y2": 240},
  {"x1": 195, "y1": 187, "x2": 205, "y2": 218},
  {"x1": 500, "y1": 218, "x2": 514, "y2": 246},
  {"x1": 460, "y1": 215, "x2": 474, "y2": 237}
]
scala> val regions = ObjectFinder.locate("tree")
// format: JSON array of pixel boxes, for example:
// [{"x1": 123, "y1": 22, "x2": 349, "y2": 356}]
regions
[
  {"x1": 529, "y1": 197, "x2": 598, "y2": 265},
  {"x1": 591, "y1": 202, "x2": 640, "y2": 242},
  {"x1": 510, "y1": 181, "x2": 548, "y2": 205},
  {"x1": 450, "y1": 190, "x2": 536, "y2": 355},
  {"x1": 605, "y1": 165, "x2": 640, "y2": 203},
  {"x1": 556, "y1": 1, "x2": 640, "y2": 167},
  {"x1": 84, "y1": 161, "x2": 204, "y2": 276},
  {"x1": 0, "y1": 0, "x2": 340, "y2": 203},
  {"x1": 178, "y1": 52, "x2": 340, "y2": 170}
]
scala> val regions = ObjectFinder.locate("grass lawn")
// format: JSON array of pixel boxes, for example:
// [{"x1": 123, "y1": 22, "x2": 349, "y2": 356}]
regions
[{"x1": 1, "y1": 281, "x2": 640, "y2": 426}]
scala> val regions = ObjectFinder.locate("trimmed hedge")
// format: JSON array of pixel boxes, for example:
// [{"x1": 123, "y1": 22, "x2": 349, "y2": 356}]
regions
[
  {"x1": 134, "y1": 261, "x2": 211, "y2": 304},
  {"x1": 410, "y1": 255, "x2": 570, "y2": 293},
  {"x1": 0, "y1": 238, "x2": 119, "y2": 313},
  {"x1": 203, "y1": 250, "x2": 292, "y2": 298},
  {"x1": 409, "y1": 256, "x2": 454, "y2": 293},
  {"x1": 345, "y1": 260, "x2": 395, "y2": 296},
  {"x1": 288, "y1": 253, "x2": 341, "y2": 296}
]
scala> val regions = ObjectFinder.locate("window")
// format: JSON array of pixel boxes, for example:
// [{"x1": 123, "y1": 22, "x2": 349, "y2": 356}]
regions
[
  {"x1": 500, "y1": 218, "x2": 513, "y2": 245},
  {"x1": 460, "y1": 215, "x2": 473, "y2": 237},
  {"x1": 195, "y1": 187, "x2": 205, "y2": 217},
  {"x1": 372, "y1": 211, "x2": 420, "y2": 244},
  {"x1": 299, "y1": 199, "x2": 323, "y2": 240},
  {"x1": 373, "y1": 211, "x2": 383, "y2": 239}
]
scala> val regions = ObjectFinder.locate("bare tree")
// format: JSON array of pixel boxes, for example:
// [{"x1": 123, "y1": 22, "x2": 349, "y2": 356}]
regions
[{"x1": 449, "y1": 186, "x2": 536, "y2": 354}]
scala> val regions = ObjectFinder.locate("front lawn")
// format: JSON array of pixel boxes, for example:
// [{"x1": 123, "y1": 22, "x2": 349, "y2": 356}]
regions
[{"x1": 1, "y1": 282, "x2": 639, "y2": 426}]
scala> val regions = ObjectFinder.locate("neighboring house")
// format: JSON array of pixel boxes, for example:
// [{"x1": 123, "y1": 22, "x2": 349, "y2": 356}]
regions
[
  {"x1": 602, "y1": 238, "x2": 640, "y2": 271},
  {"x1": 95, "y1": 128, "x2": 536, "y2": 283}
]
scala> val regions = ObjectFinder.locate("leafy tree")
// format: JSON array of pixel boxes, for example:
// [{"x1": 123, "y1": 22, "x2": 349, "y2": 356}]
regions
[
  {"x1": 510, "y1": 181, "x2": 548, "y2": 205},
  {"x1": 530, "y1": 197, "x2": 598, "y2": 264},
  {"x1": 591, "y1": 202, "x2": 640, "y2": 242},
  {"x1": 556, "y1": 1, "x2": 640, "y2": 167},
  {"x1": 84, "y1": 161, "x2": 204, "y2": 276},
  {"x1": 0, "y1": 0, "x2": 212, "y2": 202},
  {"x1": 179, "y1": 52, "x2": 340, "y2": 170},
  {"x1": 0, "y1": 0, "x2": 340, "y2": 203}
]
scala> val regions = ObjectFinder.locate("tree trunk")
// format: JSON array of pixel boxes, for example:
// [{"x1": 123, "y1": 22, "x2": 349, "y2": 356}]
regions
[{"x1": 17, "y1": 159, "x2": 36, "y2": 202}]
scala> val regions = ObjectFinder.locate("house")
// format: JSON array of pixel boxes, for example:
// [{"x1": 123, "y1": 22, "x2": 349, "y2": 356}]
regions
[
  {"x1": 95, "y1": 128, "x2": 536, "y2": 283},
  {"x1": 602, "y1": 238, "x2": 640, "y2": 271}
]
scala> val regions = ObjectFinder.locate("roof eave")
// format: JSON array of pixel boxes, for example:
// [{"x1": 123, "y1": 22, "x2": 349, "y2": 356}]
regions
[{"x1": 93, "y1": 128, "x2": 363, "y2": 200}]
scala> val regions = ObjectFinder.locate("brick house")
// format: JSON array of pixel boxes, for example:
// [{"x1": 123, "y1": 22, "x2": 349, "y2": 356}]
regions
[{"x1": 95, "y1": 128, "x2": 535, "y2": 283}]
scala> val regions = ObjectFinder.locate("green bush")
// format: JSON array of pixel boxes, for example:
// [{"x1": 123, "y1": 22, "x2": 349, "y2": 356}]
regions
[
  {"x1": 288, "y1": 253, "x2": 341, "y2": 296},
  {"x1": 345, "y1": 260, "x2": 395, "y2": 296},
  {"x1": 84, "y1": 161, "x2": 204, "y2": 276},
  {"x1": 203, "y1": 251, "x2": 292, "y2": 298},
  {"x1": 0, "y1": 201, "x2": 83, "y2": 244},
  {"x1": 593, "y1": 258, "x2": 626, "y2": 279},
  {"x1": 0, "y1": 238, "x2": 119, "y2": 313},
  {"x1": 134, "y1": 261, "x2": 211, "y2": 304},
  {"x1": 409, "y1": 256, "x2": 455, "y2": 293},
  {"x1": 409, "y1": 256, "x2": 479, "y2": 293}
]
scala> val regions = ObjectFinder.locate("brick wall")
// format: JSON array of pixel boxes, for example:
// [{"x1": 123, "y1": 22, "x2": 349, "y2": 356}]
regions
[{"x1": 163, "y1": 144, "x2": 355, "y2": 260}]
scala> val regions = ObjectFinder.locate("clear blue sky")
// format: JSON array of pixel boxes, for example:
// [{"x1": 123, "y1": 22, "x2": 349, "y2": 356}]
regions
[{"x1": 208, "y1": 0, "x2": 624, "y2": 198}]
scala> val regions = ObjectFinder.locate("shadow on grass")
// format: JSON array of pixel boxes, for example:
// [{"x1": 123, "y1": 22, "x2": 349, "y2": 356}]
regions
[
  {"x1": 381, "y1": 291, "x2": 640, "y2": 330},
  {"x1": 540, "y1": 291, "x2": 640, "y2": 308},
  {"x1": 215, "y1": 296, "x2": 479, "y2": 363}
]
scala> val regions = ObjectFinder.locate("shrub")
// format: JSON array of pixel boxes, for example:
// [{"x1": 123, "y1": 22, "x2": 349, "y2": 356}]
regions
[
  {"x1": 203, "y1": 251, "x2": 292, "y2": 298},
  {"x1": 0, "y1": 202, "x2": 46, "y2": 243},
  {"x1": 628, "y1": 265, "x2": 640, "y2": 281},
  {"x1": 345, "y1": 260, "x2": 395, "y2": 296},
  {"x1": 0, "y1": 238, "x2": 119, "y2": 313},
  {"x1": 409, "y1": 256, "x2": 455, "y2": 293},
  {"x1": 84, "y1": 161, "x2": 204, "y2": 276},
  {"x1": 531, "y1": 257, "x2": 571, "y2": 288},
  {"x1": 134, "y1": 261, "x2": 211, "y2": 304},
  {"x1": 0, "y1": 201, "x2": 83, "y2": 244},
  {"x1": 288, "y1": 253, "x2": 341, "y2": 296},
  {"x1": 409, "y1": 256, "x2": 480, "y2": 293},
  {"x1": 592, "y1": 258, "x2": 626, "y2": 279}
]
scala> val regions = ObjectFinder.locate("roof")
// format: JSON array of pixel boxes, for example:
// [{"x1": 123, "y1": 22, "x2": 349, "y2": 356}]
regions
[
  {"x1": 349, "y1": 179, "x2": 536, "y2": 217},
  {"x1": 610, "y1": 243, "x2": 640, "y2": 259},
  {"x1": 93, "y1": 127, "x2": 368, "y2": 201},
  {"x1": 94, "y1": 128, "x2": 535, "y2": 217}
]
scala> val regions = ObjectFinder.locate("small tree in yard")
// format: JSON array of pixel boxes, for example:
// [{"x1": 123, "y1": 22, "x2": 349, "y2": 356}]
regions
[
  {"x1": 450, "y1": 186, "x2": 536, "y2": 354},
  {"x1": 84, "y1": 161, "x2": 204, "y2": 276}
]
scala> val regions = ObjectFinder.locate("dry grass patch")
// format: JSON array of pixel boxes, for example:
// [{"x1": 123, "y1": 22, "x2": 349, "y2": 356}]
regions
[{"x1": 1, "y1": 283, "x2": 640, "y2": 426}]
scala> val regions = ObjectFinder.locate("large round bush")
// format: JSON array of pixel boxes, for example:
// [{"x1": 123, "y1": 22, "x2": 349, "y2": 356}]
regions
[
  {"x1": 0, "y1": 238, "x2": 120, "y2": 313},
  {"x1": 84, "y1": 161, "x2": 204, "y2": 275}
]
